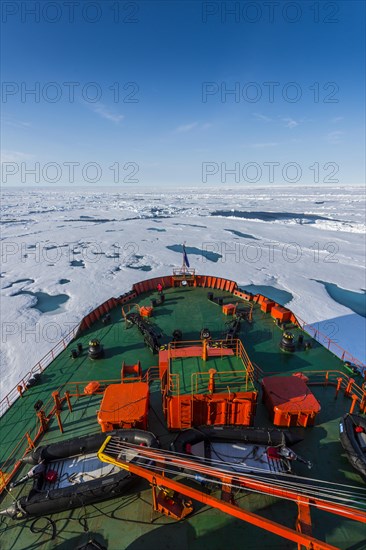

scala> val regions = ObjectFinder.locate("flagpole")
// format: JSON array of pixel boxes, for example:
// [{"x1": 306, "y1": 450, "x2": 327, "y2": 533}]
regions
[{"x1": 182, "y1": 242, "x2": 189, "y2": 274}]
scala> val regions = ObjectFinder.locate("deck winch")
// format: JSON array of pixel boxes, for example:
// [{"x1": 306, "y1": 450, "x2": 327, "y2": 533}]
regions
[
  {"x1": 88, "y1": 339, "x2": 104, "y2": 360},
  {"x1": 280, "y1": 331, "x2": 296, "y2": 352}
]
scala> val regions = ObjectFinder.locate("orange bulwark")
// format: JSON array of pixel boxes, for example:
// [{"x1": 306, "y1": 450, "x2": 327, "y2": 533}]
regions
[
  {"x1": 97, "y1": 382, "x2": 149, "y2": 432},
  {"x1": 233, "y1": 290, "x2": 253, "y2": 301},
  {"x1": 262, "y1": 376, "x2": 321, "y2": 427}
]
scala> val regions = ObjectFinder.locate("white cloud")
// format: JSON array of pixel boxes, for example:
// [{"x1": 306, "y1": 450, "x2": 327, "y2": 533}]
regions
[
  {"x1": 4, "y1": 116, "x2": 31, "y2": 128},
  {"x1": 175, "y1": 122, "x2": 212, "y2": 133},
  {"x1": 331, "y1": 116, "x2": 344, "y2": 123},
  {"x1": 175, "y1": 122, "x2": 199, "y2": 133},
  {"x1": 325, "y1": 130, "x2": 344, "y2": 144},
  {"x1": 251, "y1": 142, "x2": 278, "y2": 148},
  {"x1": 253, "y1": 113, "x2": 272, "y2": 122},
  {"x1": 91, "y1": 103, "x2": 124, "y2": 123},
  {"x1": 282, "y1": 117, "x2": 299, "y2": 129},
  {"x1": 1, "y1": 150, "x2": 34, "y2": 162}
]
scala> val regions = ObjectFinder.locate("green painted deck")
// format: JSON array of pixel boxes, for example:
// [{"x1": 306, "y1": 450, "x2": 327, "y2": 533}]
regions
[
  {"x1": 0, "y1": 285, "x2": 365, "y2": 550},
  {"x1": 170, "y1": 354, "x2": 254, "y2": 395}
]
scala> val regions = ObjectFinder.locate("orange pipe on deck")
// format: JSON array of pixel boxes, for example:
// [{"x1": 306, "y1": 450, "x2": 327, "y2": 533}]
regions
[
  {"x1": 349, "y1": 394, "x2": 358, "y2": 414},
  {"x1": 55, "y1": 410, "x2": 63, "y2": 433},
  {"x1": 52, "y1": 390, "x2": 62, "y2": 411},
  {"x1": 335, "y1": 377, "x2": 342, "y2": 398},
  {"x1": 345, "y1": 378, "x2": 355, "y2": 396},
  {"x1": 64, "y1": 391, "x2": 72, "y2": 412},
  {"x1": 208, "y1": 368, "x2": 216, "y2": 393}
]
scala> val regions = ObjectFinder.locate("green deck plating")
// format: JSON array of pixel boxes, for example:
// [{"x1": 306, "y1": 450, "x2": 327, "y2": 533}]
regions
[{"x1": 0, "y1": 284, "x2": 365, "y2": 550}]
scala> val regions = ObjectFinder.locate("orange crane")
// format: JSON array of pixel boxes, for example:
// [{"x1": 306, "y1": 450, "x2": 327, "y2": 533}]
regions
[{"x1": 98, "y1": 437, "x2": 366, "y2": 550}]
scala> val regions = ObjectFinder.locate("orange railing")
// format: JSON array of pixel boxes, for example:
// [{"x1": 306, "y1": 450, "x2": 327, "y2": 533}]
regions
[
  {"x1": 0, "y1": 290, "x2": 139, "y2": 418},
  {"x1": 251, "y1": 292, "x2": 365, "y2": 373},
  {"x1": 296, "y1": 315, "x2": 365, "y2": 372},
  {"x1": 0, "y1": 323, "x2": 80, "y2": 418},
  {"x1": 1, "y1": 278, "x2": 365, "y2": 488},
  {"x1": 168, "y1": 338, "x2": 238, "y2": 354},
  {"x1": 250, "y1": 367, "x2": 366, "y2": 413},
  {"x1": 0, "y1": 382, "x2": 69, "y2": 493},
  {"x1": 191, "y1": 370, "x2": 254, "y2": 395},
  {"x1": 166, "y1": 339, "x2": 255, "y2": 396},
  {"x1": 0, "y1": 368, "x2": 160, "y2": 494}
]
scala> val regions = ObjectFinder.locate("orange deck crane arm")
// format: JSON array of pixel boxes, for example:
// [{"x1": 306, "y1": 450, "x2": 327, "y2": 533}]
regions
[
  {"x1": 98, "y1": 437, "x2": 350, "y2": 550},
  {"x1": 100, "y1": 441, "x2": 366, "y2": 525}
]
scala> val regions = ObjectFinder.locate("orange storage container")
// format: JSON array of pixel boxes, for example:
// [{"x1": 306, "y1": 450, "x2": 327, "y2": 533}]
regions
[
  {"x1": 222, "y1": 303, "x2": 236, "y2": 315},
  {"x1": 271, "y1": 305, "x2": 291, "y2": 323},
  {"x1": 97, "y1": 382, "x2": 149, "y2": 432},
  {"x1": 260, "y1": 298, "x2": 275, "y2": 313},
  {"x1": 262, "y1": 376, "x2": 320, "y2": 428}
]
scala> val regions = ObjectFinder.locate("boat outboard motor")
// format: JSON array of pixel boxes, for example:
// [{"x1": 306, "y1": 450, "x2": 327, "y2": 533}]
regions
[
  {"x1": 9, "y1": 461, "x2": 45, "y2": 489},
  {"x1": 279, "y1": 446, "x2": 312, "y2": 469},
  {"x1": 0, "y1": 500, "x2": 27, "y2": 520}
]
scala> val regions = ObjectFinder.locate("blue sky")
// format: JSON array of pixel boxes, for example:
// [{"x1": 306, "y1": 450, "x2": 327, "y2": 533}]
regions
[{"x1": 1, "y1": 0, "x2": 365, "y2": 186}]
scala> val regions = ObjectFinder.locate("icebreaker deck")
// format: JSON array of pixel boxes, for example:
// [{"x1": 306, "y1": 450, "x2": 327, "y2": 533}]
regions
[{"x1": 0, "y1": 275, "x2": 365, "y2": 550}]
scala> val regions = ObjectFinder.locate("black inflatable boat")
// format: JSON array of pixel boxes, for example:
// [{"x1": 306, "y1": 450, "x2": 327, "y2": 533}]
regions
[
  {"x1": 171, "y1": 425, "x2": 308, "y2": 477},
  {"x1": 339, "y1": 414, "x2": 366, "y2": 481},
  {"x1": 1, "y1": 429, "x2": 159, "y2": 519}
]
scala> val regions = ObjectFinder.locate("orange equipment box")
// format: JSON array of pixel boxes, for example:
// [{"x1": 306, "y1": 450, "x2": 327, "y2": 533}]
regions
[
  {"x1": 140, "y1": 306, "x2": 153, "y2": 317},
  {"x1": 271, "y1": 305, "x2": 292, "y2": 323},
  {"x1": 222, "y1": 303, "x2": 236, "y2": 315},
  {"x1": 260, "y1": 298, "x2": 275, "y2": 313},
  {"x1": 97, "y1": 382, "x2": 149, "y2": 432},
  {"x1": 262, "y1": 376, "x2": 320, "y2": 428}
]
